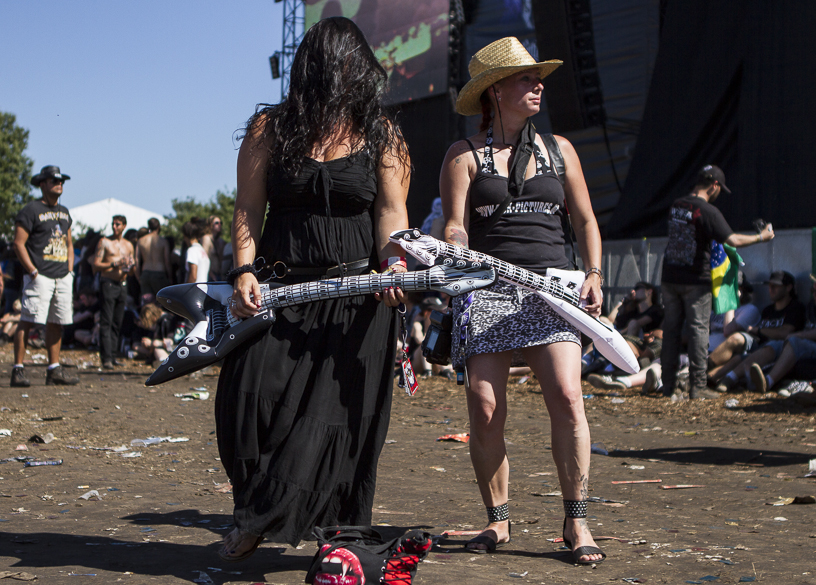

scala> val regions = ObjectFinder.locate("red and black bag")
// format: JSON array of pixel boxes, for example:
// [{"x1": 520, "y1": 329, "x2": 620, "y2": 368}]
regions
[{"x1": 305, "y1": 525, "x2": 433, "y2": 585}]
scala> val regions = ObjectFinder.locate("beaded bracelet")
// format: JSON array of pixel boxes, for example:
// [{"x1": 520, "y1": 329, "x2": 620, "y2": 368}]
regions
[{"x1": 585, "y1": 267, "x2": 604, "y2": 286}]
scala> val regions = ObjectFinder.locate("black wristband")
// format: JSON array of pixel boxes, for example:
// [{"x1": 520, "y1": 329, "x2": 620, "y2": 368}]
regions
[{"x1": 227, "y1": 264, "x2": 258, "y2": 286}]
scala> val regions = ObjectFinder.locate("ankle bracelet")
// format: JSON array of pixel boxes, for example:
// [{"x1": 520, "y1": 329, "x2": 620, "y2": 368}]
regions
[
  {"x1": 563, "y1": 499, "x2": 588, "y2": 518},
  {"x1": 486, "y1": 503, "x2": 509, "y2": 523}
]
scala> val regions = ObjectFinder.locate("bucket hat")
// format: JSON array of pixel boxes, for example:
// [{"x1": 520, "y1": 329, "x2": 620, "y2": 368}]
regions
[{"x1": 455, "y1": 37, "x2": 562, "y2": 116}]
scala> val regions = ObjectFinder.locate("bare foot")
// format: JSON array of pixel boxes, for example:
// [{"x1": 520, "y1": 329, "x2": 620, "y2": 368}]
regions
[
  {"x1": 465, "y1": 520, "x2": 510, "y2": 552},
  {"x1": 219, "y1": 527, "x2": 262, "y2": 560},
  {"x1": 563, "y1": 518, "x2": 604, "y2": 563}
]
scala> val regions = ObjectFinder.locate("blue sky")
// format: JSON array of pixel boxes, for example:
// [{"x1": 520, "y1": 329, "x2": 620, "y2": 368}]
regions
[{"x1": 1, "y1": 1, "x2": 284, "y2": 219}]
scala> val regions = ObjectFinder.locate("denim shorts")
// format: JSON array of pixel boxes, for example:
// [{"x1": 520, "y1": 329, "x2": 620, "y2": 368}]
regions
[
  {"x1": 762, "y1": 339, "x2": 785, "y2": 360},
  {"x1": 787, "y1": 337, "x2": 816, "y2": 361}
]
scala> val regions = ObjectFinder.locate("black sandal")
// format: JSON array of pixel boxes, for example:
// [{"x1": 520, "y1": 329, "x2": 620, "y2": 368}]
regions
[
  {"x1": 465, "y1": 503, "x2": 512, "y2": 554},
  {"x1": 562, "y1": 500, "x2": 606, "y2": 565}
]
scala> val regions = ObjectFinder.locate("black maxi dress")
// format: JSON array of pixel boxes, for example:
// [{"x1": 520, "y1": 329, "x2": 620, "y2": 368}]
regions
[{"x1": 215, "y1": 152, "x2": 398, "y2": 546}]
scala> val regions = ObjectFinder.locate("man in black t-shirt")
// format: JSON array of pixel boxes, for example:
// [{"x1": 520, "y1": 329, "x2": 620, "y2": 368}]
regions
[
  {"x1": 710, "y1": 271, "x2": 806, "y2": 391},
  {"x1": 660, "y1": 165, "x2": 774, "y2": 400},
  {"x1": 10, "y1": 166, "x2": 80, "y2": 387}
]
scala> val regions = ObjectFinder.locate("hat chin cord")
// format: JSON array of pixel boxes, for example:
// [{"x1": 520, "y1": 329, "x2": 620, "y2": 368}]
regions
[{"x1": 491, "y1": 86, "x2": 509, "y2": 148}]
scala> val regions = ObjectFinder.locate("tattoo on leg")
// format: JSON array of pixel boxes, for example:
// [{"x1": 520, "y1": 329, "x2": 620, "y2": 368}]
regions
[{"x1": 580, "y1": 474, "x2": 589, "y2": 500}]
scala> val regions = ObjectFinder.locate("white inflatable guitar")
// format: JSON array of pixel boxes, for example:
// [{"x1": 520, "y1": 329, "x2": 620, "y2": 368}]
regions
[
  {"x1": 145, "y1": 259, "x2": 497, "y2": 386},
  {"x1": 389, "y1": 229, "x2": 639, "y2": 374}
]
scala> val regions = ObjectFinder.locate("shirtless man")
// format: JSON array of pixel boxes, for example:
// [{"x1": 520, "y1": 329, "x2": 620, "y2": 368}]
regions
[
  {"x1": 135, "y1": 217, "x2": 171, "y2": 300},
  {"x1": 201, "y1": 215, "x2": 224, "y2": 281},
  {"x1": 92, "y1": 215, "x2": 135, "y2": 369}
]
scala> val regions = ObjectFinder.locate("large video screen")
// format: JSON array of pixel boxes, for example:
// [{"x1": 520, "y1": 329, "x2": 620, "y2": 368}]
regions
[{"x1": 304, "y1": 0, "x2": 450, "y2": 104}]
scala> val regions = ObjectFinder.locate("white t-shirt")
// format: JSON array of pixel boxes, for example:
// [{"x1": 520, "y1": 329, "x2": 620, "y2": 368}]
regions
[
  {"x1": 185, "y1": 243, "x2": 210, "y2": 283},
  {"x1": 709, "y1": 303, "x2": 761, "y2": 352}
]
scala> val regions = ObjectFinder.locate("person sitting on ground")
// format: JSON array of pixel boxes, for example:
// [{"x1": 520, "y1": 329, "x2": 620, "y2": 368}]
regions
[
  {"x1": 131, "y1": 302, "x2": 176, "y2": 367},
  {"x1": 708, "y1": 273, "x2": 760, "y2": 352},
  {"x1": 710, "y1": 271, "x2": 806, "y2": 392},
  {"x1": 620, "y1": 282, "x2": 664, "y2": 364},
  {"x1": 745, "y1": 275, "x2": 816, "y2": 394},
  {"x1": 587, "y1": 358, "x2": 677, "y2": 396},
  {"x1": 587, "y1": 282, "x2": 664, "y2": 377},
  {"x1": 62, "y1": 287, "x2": 100, "y2": 347},
  {"x1": 0, "y1": 299, "x2": 22, "y2": 345},
  {"x1": 600, "y1": 287, "x2": 638, "y2": 330}
]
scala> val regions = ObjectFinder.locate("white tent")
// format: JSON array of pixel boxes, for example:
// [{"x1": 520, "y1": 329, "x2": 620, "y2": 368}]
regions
[{"x1": 68, "y1": 198, "x2": 165, "y2": 235}]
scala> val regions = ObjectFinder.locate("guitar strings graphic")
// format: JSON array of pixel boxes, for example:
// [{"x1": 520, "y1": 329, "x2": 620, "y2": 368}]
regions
[
  {"x1": 398, "y1": 236, "x2": 582, "y2": 307},
  {"x1": 224, "y1": 266, "x2": 490, "y2": 328}
]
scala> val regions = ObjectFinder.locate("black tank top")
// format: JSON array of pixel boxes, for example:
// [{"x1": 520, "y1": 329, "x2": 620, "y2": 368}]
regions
[{"x1": 466, "y1": 128, "x2": 569, "y2": 275}]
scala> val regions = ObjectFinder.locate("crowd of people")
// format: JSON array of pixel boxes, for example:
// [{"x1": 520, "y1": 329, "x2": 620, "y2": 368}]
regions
[
  {"x1": 583, "y1": 247, "x2": 815, "y2": 404},
  {"x1": 3, "y1": 18, "x2": 813, "y2": 578},
  {"x1": 0, "y1": 165, "x2": 231, "y2": 384}
]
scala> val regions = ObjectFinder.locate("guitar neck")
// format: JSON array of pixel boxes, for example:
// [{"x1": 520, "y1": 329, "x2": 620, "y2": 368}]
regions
[
  {"x1": 259, "y1": 271, "x2": 434, "y2": 310},
  {"x1": 436, "y1": 242, "x2": 580, "y2": 305}
]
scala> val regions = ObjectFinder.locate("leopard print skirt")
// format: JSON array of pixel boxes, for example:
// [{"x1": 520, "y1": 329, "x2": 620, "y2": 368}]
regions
[{"x1": 451, "y1": 280, "x2": 580, "y2": 369}]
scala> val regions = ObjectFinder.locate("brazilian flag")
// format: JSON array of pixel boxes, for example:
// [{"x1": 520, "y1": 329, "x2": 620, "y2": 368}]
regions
[{"x1": 710, "y1": 241, "x2": 741, "y2": 314}]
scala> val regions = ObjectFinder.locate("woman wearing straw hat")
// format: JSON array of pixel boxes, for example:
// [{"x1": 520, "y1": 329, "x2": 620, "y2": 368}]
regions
[{"x1": 440, "y1": 37, "x2": 605, "y2": 564}]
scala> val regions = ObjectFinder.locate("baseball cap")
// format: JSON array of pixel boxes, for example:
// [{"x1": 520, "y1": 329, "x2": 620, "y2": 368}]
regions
[
  {"x1": 697, "y1": 164, "x2": 731, "y2": 193},
  {"x1": 766, "y1": 270, "x2": 795, "y2": 287}
]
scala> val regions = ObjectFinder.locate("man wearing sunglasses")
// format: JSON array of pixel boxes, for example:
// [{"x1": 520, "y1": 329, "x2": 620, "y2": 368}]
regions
[{"x1": 11, "y1": 165, "x2": 80, "y2": 387}]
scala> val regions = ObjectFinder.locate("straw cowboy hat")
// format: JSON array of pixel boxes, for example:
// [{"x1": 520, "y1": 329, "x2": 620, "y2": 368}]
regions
[{"x1": 456, "y1": 37, "x2": 562, "y2": 116}]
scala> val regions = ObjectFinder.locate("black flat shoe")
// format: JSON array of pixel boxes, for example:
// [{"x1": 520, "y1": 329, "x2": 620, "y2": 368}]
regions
[{"x1": 465, "y1": 522, "x2": 511, "y2": 554}]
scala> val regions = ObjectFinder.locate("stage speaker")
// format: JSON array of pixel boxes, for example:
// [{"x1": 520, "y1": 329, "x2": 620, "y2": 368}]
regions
[{"x1": 531, "y1": 0, "x2": 606, "y2": 133}]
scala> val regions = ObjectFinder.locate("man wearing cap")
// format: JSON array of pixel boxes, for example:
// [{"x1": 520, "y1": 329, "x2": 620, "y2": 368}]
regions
[
  {"x1": 10, "y1": 165, "x2": 80, "y2": 387},
  {"x1": 708, "y1": 270, "x2": 806, "y2": 392},
  {"x1": 748, "y1": 275, "x2": 816, "y2": 396},
  {"x1": 660, "y1": 165, "x2": 774, "y2": 400}
]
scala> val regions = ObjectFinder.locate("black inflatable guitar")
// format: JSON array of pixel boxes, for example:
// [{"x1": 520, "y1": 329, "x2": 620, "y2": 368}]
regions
[
  {"x1": 145, "y1": 259, "x2": 497, "y2": 385},
  {"x1": 389, "y1": 229, "x2": 639, "y2": 374}
]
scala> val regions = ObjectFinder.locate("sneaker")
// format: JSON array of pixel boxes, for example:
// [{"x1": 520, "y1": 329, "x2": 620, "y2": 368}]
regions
[
  {"x1": 748, "y1": 363, "x2": 768, "y2": 393},
  {"x1": 10, "y1": 366, "x2": 31, "y2": 388},
  {"x1": 102, "y1": 361, "x2": 115, "y2": 370},
  {"x1": 691, "y1": 387, "x2": 722, "y2": 400},
  {"x1": 670, "y1": 389, "x2": 689, "y2": 402},
  {"x1": 642, "y1": 368, "x2": 660, "y2": 395},
  {"x1": 675, "y1": 371, "x2": 690, "y2": 394},
  {"x1": 46, "y1": 365, "x2": 80, "y2": 386},
  {"x1": 586, "y1": 374, "x2": 626, "y2": 390},
  {"x1": 778, "y1": 379, "x2": 812, "y2": 398},
  {"x1": 715, "y1": 376, "x2": 737, "y2": 393}
]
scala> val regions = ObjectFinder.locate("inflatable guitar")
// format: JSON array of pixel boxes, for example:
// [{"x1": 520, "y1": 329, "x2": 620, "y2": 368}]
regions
[
  {"x1": 389, "y1": 229, "x2": 639, "y2": 374},
  {"x1": 145, "y1": 259, "x2": 497, "y2": 386}
]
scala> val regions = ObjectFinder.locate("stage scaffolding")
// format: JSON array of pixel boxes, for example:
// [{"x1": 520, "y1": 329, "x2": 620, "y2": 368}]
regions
[{"x1": 279, "y1": 0, "x2": 304, "y2": 97}]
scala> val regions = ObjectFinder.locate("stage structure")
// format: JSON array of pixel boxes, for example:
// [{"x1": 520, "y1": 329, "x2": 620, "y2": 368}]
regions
[
  {"x1": 608, "y1": 0, "x2": 816, "y2": 238},
  {"x1": 277, "y1": 0, "x2": 305, "y2": 97},
  {"x1": 277, "y1": 1, "x2": 661, "y2": 230}
]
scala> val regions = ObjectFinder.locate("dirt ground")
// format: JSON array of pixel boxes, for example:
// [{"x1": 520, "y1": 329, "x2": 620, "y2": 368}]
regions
[{"x1": 1, "y1": 345, "x2": 815, "y2": 585}]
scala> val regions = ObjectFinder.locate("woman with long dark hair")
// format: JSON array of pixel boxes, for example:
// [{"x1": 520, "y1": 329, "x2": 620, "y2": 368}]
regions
[
  {"x1": 439, "y1": 37, "x2": 605, "y2": 564},
  {"x1": 216, "y1": 17, "x2": 410, "y2": 560}
]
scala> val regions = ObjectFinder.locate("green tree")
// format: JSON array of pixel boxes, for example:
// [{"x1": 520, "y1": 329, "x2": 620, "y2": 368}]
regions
[
  {"x1": 0, "y1": 112, "x2": 34, "y2": 238},
  {"x1": 163, "y1": 188, "x2": 237, "y2": 246}
]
